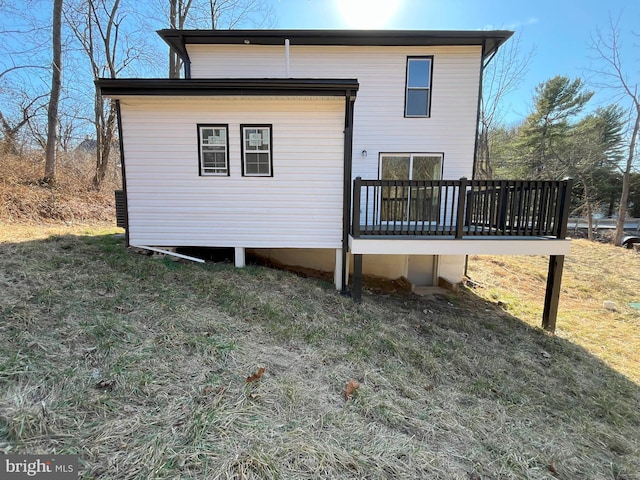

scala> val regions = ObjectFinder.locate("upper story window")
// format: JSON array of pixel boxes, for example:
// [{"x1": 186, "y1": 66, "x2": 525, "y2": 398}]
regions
[
  {"x1": 405, "y1": 57, "x2": 432, "y2": 117},
  {"x1": 241, "y1": 125, "x2": 273, "y2": 177},
  {"x1": 198, "y1": 125, "x2": 229, "y2": 176}
]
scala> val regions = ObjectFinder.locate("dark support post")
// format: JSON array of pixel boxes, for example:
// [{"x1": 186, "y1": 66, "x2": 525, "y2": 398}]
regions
[
  {"x1": 557, "y1": 178, "x2": 573, "y2": 239},
  {"x1": 542, "y1": 255, "x2": 565, "y2": 332},
  {"x1": 352, "y1": 177, "x2": 361, "y2": 238},
  {"x1": 455, "y1": 177, "x2": 468, "y2": 238},
  {"x1": 114, "y1": 100, "x2": 130, "y2": 247},
  {"x1": 341, "y1": 93, "x2": 356, "y2": 295},
  {"x1": 352, "y1": 254, "x2": 363, "y2": 303},
  {"x1": 542, "y1": 178, "x2": 572, "y2": 332}
]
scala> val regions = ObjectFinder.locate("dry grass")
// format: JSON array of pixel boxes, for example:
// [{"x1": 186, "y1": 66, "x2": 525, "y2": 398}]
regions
[
  {"x1": 0, "y1": 153, "x2": 120, "y2": 224},
  {"x1": 1, "y1": 224, "x2": 639, "y2": 479},
  {"x1": 467, "y1": 239, "x2": 640, "y2": 385}
]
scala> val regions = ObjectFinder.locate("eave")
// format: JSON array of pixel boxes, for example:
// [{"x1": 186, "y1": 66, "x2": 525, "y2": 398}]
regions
[
  {"x1": 158, "y1": 29, "x2": 514, "y2": 67},
  {"x1": 95, "y1": 78, "x2": 359, "y2": 98}
]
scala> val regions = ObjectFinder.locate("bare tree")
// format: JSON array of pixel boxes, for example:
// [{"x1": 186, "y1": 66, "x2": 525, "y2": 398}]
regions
[
  {"x1": 589, "y1": 16, "x2": 639, "y2": 246},
  {"x1": 0, "y1": 93, "x2": 47, "y2": 154},
  {"x1": 208, "y1": 0, "x2": 275, "y2": 29},
  {"x1": 66, "y1": 0, "x2": 140, "y2": 189},
  {"x1": 160, "y1": 0, "x2": 275, "y2": 78},
  {"x1": 43, "y1": 0, "x2": 63, "y2": 184},
  {"x1": 475, "y1": 34, "x2": 532, "y2": 179},
  {"x1": 168, "y1": 0, "x2": 193, "y2": 78}
]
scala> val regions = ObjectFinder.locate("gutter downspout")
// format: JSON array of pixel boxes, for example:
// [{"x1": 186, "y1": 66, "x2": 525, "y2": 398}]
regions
[
  {"x1": 467, "y1": 39, "x2": 487, "y2": 278},
  {"x1": 284, "y1": 38, "x2": 290, "y2": 77},
  {"x1": 471, "y1": 39, "x2": 487, "y2": 181},
  {"x1": 180, "y1": 34, "x2": 191, "y2": 78},
  {"x1": 341, "y1": 91, "x2": 356, "y2": 295},
  {"x1": 132, "y1": 245, "x2": 205, "y2": 263}
]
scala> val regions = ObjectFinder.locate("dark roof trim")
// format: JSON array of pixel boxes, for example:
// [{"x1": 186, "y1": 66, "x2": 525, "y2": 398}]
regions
[
  {"x1": 96, "y1": 78, "x2": 360, "y2": 97},
  {"x1": 158, "y1": 29, "x2": 513, "y2": 65}
]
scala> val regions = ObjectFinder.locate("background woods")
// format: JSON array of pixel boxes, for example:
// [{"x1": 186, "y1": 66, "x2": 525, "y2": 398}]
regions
[{"x1": 0, "y1": 2, "x2": 637, "y2": 241}]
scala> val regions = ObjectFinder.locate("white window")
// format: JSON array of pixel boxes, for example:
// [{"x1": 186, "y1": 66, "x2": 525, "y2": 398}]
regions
[
  {"x1": 241, "y1": 125, "x2": 272, "y2": 177},
  {"x1": 198, "y1": 125, "x2": 228, "y2": 176},
  {"x1": 405, "y1": 57, "x2": 432, "y2": 117}
]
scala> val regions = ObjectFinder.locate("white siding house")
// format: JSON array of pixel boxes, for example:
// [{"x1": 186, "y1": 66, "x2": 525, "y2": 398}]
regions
[
  {"x1": 98, "y1": 29, "x2": 572, "y2": 331},
  {"x1": 120, "y1": 96, "x2": 345, "y2": 249}
]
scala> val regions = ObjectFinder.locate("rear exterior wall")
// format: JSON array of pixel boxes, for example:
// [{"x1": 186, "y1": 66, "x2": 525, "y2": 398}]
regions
[
  {"x1": 187, "y1": 44, "x2": 482, "y2": 180},
  {"x1": 119, "y1": 96, "x2": 345, "y2": 248}
]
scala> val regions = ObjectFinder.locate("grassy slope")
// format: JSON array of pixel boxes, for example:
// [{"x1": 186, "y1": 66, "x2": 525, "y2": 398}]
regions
[
  {"x1": 1, "y1": 225, "x2": 639, "y2": 479},
  {"x1": 468, "y1": 239, "x2": 640, "y2": 385}
]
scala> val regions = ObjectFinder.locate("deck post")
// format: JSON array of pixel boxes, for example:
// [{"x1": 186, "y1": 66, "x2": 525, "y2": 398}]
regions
[
  {"x1": 455, "y1": 177, "x2": 468, "y2": 238},
  {"x1": 352, "y1": 177, "x2": 362, "y2": 238},
  {"x1": 234, "y1": 247, "x2": 245, "y2": 268},
  {"x1": 352, "y1": 254, "x2": 363, "y2": 303},
  {"x1": 542, "y1": 255, "x2": 565, "y2": 332},
  {"x1": 542, "y1": 178, "x2": 571, "y2": 332}
]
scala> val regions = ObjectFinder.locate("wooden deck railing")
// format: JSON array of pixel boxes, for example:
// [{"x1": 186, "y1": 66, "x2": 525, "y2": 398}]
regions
[{"x1": 351, "y1": 177, "x2": 572, "y2": 239}]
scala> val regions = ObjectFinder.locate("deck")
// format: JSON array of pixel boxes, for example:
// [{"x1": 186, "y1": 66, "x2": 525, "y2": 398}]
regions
[
  {"x1": 348, "y1": 177, "x2": 573, "y2": 331},
  {"x1": 352, "y1": 177, "x2": 572, "y2": 240}
]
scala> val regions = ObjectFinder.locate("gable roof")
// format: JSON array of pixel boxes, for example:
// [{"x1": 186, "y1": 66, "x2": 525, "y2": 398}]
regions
[{"x1": 158, "y1": 29, "x2": 513, "y2": 66}]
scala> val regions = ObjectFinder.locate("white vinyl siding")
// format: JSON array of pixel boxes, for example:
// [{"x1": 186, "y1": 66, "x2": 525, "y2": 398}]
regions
[
  {"x1": 118, "y1": 96, "x2": 344, "y2": 248},
  {"x1": 188, "y1": 44, "x2": 482, "y2": 181}
]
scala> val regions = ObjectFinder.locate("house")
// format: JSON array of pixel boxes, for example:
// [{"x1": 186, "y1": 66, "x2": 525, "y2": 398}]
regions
[{"x1": 97, "y1": 29, "x2": 572, "y2": 331}]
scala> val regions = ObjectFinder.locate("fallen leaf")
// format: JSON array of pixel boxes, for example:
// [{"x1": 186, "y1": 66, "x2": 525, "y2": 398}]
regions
[
  {"x1": 344, "y1": 379, "x2": 360, "y2": 401},
  {"x1": 547, "y1": 463, "x2": 558, "y2": 476},
  {"x1": 202, "y1": 385, "x2": 214, "y2": 395},
  {"x1": 94, "y1": 379, "x2": 115, "y2": 390},
  {"x1": 246, "y1": 367, "x2": 266, "y2": 383}
]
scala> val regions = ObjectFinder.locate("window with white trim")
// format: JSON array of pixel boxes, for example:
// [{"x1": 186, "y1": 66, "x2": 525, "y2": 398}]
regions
[
  {"x1": 405, "y1": 57, "x2": 432, "y2": 117},
  {"x1": 241, "y1": 125, "x2": 272, "y2": 177},
  {"x1": 198, "y1": 125, "x2": 229, "y2": 176},
  {"x1": 380, "y1": 153, "x2": 443, "y2": 222}
]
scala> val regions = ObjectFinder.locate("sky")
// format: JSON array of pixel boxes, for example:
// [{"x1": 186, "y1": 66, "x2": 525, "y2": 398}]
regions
[
  {"x1": 267, "y1": 0, "x2": 640, "y2": 125},
  {"x1": 1, "y1": 0, "x2": 638, "y2": 138}
]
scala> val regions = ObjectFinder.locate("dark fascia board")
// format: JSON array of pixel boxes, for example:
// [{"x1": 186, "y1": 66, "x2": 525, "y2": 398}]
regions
[
  {"x1": 158, "y1": 29, "x2": 514, "y2": 64},
  {"x1": 96, "y1": 78, "x2": 360, "y2": 97}
]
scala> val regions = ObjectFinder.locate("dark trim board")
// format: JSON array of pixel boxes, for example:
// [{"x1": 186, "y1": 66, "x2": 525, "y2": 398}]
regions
[
  {"x1": 114, "y1": 100, "x2": 129, "y2": 246},
  {"x1": 341, "y1": 93, "x2": 356, "y2": 295},
  {"x1": 96, "y1": 78, "x2": 360, "y2": 98},
  {"x1": 158, "y1": 29, "x2": 513, "y2": 66}
]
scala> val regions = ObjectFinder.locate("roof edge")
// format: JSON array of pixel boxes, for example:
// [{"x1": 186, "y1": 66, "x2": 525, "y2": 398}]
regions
[
  {"x1": 157, "y1": 29, "x2": 514, "y2": 65},
  {"x1": 96, "y1": 78, "x2": 360, "y2": 97}
]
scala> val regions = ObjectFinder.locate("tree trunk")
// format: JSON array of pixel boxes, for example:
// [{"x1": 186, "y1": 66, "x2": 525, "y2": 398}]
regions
[
  {"x1": 583, "y1": 181, "x2": 594, "y2": 241},
  {"x1": 614, "y1": 110, "x2": 639, "y2": 246},
  {"x1": 92, "y1": 96, "x2": 117, "y2": 189},
  {"x1": 169, "y1": 0, "x2": 178, "y2": 78},
  {"x1": 44, "y1": 0, "x2": 63, "y2": 184}
]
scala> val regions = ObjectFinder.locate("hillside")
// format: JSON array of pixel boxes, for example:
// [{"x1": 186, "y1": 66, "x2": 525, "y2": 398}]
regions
[
  {"x1": 1, "y1": 156, "x2": 639, "y2": 478},
  {"x1": 0, "y1": 154, "x2": 119, "y2": 225}
]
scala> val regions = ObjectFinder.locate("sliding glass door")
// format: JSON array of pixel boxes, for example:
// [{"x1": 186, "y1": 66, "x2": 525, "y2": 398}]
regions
[{"x1": 380, "y1": 154, "x2": 442, "y2": 224}]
